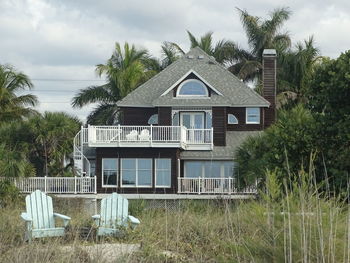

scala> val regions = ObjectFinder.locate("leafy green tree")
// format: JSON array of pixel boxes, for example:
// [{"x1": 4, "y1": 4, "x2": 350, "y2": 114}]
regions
[
  {"x1": 169, "y1": 30, "x2": 237, "y2": 64},
  {"x1": 0, "y1": 64, "x2": 38, "y2": 123},
  {"x1": 72, "y1": 42, "x2": 156, "y2": 124},
  {"x1": 307, "y1": 51, "x2": 350, "y2": 189},
  {"x1": 236, "y1": 105, "x2": 317, "y2": 186},
  {"x1": 229, "y1": 7, "x2": 291, "y2": 81}
]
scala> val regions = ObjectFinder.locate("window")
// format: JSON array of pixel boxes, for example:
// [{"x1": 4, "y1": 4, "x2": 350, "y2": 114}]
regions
[
  {"x1": 121, "y1": 159, "x2": 152, "y2": 187},
  {"x1": 184, "y1": 161, "x2": 235, "y2": 178},
  {"x1": 155, "y1": 159, "x2": 171, "y2": 187},
  {"x1": 246, "y1": 108, "x2": 260, "y2": 124},
  {"x1": 102, "y1": 159, "x2": 118, "y2": 187},
  {"x1": 177, "y1": 79, "x2": 208, "y2": 96},
  {"x1": 227, "y1": 114, "x2": 238, "y2": 124},
  {"x1": 148, "y1": 114, "x2": 158, "y2": 125}
]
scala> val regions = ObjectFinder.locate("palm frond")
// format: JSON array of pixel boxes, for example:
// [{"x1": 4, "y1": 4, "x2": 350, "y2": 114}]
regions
[{"x1": 71, "y1": 85, "x2": 115, "y2": 108}]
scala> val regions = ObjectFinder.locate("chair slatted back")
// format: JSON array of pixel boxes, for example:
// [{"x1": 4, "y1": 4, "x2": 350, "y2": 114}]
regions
[
  {"x1": 100, "y1": 193, "x2": 128, "y2": 228},
  {"x1": 25, "y1": 190, "x2": 55, "y2": 229}
]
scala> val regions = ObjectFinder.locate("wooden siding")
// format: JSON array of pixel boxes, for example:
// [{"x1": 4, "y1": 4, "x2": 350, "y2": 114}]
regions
[
  {"x1": 226, "y1": 107, "x2": 263, "y2": 131},
  {"x1": 120, "y1": 107, "x2": 157, "y2": 125},
  {"x1": 96, "y1": 148, "x2": 180, "y2": 194},
  {"x1": 158, "y1": 107, "x2": 172, "y2": 125},
  {"x1": 212, "y1": 107, "x2": 226, "y2": 146},
  {"x1": 263, "y1": 55, "x2": 276, "y2": 128}
]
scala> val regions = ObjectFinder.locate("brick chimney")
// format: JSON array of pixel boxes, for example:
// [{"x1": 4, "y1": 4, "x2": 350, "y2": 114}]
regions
[{"x1": 262, "y1": 49, "x2": 277, "y2": 128}]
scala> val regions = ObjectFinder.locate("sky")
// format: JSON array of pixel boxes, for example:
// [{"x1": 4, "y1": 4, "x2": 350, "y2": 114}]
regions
[{"x1": 1, "y1": 0, "x2": 349, "y2": 122}]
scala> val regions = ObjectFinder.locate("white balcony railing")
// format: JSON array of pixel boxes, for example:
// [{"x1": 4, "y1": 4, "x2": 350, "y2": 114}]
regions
[
  {"x1": 87, "y1": 125, "x2": 213, "y2": 150},
  {"x1": 177, "y1": 177, "x2": 258, "y2": 194},
  {"x1": 1, "y1": 176, "x2": 97, "y2": 194}
]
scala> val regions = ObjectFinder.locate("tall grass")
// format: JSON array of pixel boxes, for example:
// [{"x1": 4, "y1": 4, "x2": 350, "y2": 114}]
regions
[{"x1": 0, "y1": 170, "x2": 349, "y2": 262}]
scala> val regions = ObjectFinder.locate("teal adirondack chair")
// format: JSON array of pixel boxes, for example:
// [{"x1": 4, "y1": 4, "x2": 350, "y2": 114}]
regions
[
  {"x1": 92, "y1": 193, "x2": 140, "y2": 236},
  {"x1": 21, "y1": 190, "x2": 71, "y2": 242}
]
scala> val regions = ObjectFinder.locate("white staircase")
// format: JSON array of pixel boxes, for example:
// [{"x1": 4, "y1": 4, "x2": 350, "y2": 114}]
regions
[{"x1": 73, "y1": 127, "x2": 90, "y2": 177}]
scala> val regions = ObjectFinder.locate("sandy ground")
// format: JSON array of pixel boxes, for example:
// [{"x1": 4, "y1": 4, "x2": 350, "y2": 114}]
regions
[{"x1": 61, "y1": 243, "x2": 141, "y2": 262}]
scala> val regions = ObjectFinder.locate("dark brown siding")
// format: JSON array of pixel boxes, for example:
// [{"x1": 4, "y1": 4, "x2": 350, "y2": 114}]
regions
[
  {"x1": 212, "y1": 107, "x2": 226, "y2": 146},
  {"x1": 158, "y1": 107, "x2": 172, "y2": 125},
  {"x1": 120, "y1": 107, "x2": 157, "y2": 125},
  {"x1": 263, "y1": 54, "x2": 276, "y2": 128},
  {"x1": 96, "y1": 148, "x2": 180, "y2": 194},
  {"x1": 227, "y1": 107, "x2": 263, "y2": 131}
]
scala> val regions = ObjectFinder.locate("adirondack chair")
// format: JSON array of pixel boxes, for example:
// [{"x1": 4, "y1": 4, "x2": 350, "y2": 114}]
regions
[
  {"x1": 21, "y1": 190, "x2": 71, "y2": 242},
  {"x1": 92, "y1": 192, "x2": 140, "y2": 236}
]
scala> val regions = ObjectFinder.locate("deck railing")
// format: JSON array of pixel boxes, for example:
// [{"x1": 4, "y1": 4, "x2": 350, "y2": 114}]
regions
[
  {"x1": 1, "y1": 176, "x2": 97, "y2": 194},
  {"x1": 177, "y1": 177, "x2": 257, "y2": 194},
  {"x1": 87, "y1": 125, "x2": 213, "y2": 149}
]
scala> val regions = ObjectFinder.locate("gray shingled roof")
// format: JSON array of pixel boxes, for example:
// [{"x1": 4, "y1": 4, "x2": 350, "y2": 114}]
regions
[
  {"x1": 180, "y1": 131, "x2": 261, "y2": 160},
  {"x1": 117, "y1": 47, "x2": 269, "y2": 107}
]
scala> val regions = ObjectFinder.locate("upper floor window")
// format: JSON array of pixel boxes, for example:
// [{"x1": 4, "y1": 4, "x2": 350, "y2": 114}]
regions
[
  {"x1": 148, "y1": 114, "x2": 158, "y2": 125},
  {"x1": 227, "y1": 114, "x2": 238, "y2": 124},
  {"x1": 177, "y1": 79, "x2": 208, "y2": 97},
  {"x1": 246, "y1": 108, "x2": 260, "y2": 124}
]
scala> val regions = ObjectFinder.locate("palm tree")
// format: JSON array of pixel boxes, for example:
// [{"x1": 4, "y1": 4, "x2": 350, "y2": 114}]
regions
[
  {"x1": 229, "y1": 7, "x2": 292, "y2": 81},
  {"x1": 170, "y1": 30, "x2": 238, "y2": 64},
  {"x1": 277, "y1": 36, "x2": 320, "y2": 108},
  {"x1": 72, "y1": 42, "x2": 155, "y2": 124},
  {"x1": 0, "y1": 64, "x2": 38, "y2": 123},
  {"x1": 28, "y1": 112, "x2": 81, "y2": 176}
]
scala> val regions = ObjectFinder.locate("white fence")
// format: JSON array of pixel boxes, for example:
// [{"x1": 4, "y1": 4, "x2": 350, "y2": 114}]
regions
[
  {"x1": 177, "y1": 177, "x2": 258, "y2": 194},
  {"x1": 1, "y1": 176, "x2": 97, "y2": 194}
]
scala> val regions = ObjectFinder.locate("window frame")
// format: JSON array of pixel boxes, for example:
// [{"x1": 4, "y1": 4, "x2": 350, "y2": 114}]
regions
[
  {"x1": 148, "y1": 114, "x2": 158, "y2": 125},
  {"x1": 246, "y1": 107, "x2": 261, "y2": 124},
  {"x1": 102, "y1": 158, "x2": 118, "y2": 188},
  {"x1": 176, "y1": 79, "x2": 209, "y2": 97},
  {"x1": 155, "y1": 158, "x2": 172, "y2": 188},
  {"x1": 184, "y1": 161, "x2": 235, "y2": 178},
  {"x1": 120, "y1": 158, "x2": 153, "y2": 188},
  {"x1": 227, "y1": 114, "x2": 238, "y2": 124}
]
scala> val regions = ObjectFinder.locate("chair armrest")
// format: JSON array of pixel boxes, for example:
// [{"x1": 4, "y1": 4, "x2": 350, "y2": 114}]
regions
[
  {"x1": 128, "y1": 215, "x2": 140, "y2": 229},
  {"x1": 53, "y1": 213, "x2": 71, "y2": 227},
  {"x1": 92, "y1": 214, "x2": 101, "y2": 225},
  {"x1": 21, "y1": 212, "x2": 32, "y2": 222}
]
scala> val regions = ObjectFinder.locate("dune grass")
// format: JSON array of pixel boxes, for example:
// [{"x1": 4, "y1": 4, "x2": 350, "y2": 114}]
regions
[{"x1": 0, "y1": 172, "x2": 349, "y2": 262}]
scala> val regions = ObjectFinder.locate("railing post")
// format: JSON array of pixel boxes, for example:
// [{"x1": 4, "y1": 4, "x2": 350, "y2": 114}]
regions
[
  {"x1": 211, "y1": 127, "x2": 214, "y2": 149},
  {"x1": 44, "y1": 176, "x2": 47, "y2": 193},
  {"x1": 94, "y1": 176, "x2": 97, "y2": 194},
  {"x1": 74, "y1": 176, "x2": 77, "y2": 194},
  {"x1": 198, "y1": 177, "x2": 201, "y2": 195},
  {"x1": 118, "y1": 124, "x2": 121, "y2": 144},
  {"x1": 228, "y1": 178, "x2": 232, "y2": 195},
  {"x1": 150, "y1": 124, "x2": 153, "y2": 146}
]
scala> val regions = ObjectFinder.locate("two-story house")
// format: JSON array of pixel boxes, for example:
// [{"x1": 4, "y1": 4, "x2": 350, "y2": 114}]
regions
[{"x1": 73, "y1": 47, "x2": 277, "y2": 196}]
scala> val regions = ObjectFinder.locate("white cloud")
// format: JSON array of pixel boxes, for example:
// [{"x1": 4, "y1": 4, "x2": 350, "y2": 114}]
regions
[{"x1": 1, "y1": 0, "x2": 349, "y2": 122}]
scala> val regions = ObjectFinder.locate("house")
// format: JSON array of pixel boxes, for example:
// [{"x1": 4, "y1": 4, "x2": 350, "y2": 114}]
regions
[{"x1": 73, "y1": 47, "x2": 277, "y2": 196}]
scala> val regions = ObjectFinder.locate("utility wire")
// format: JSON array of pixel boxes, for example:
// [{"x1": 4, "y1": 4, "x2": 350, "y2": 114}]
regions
[{"x1": 32, "y1": 78, "x2": 106, "y2": 81}]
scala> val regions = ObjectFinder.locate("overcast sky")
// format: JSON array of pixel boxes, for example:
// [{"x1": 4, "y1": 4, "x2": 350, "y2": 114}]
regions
[{"x1": 1, "y1": 0, "x2": 349, "y2": 122}]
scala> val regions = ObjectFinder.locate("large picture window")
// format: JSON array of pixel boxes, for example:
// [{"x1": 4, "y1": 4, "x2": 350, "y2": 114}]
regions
[
  {"x1": 155, "y1": 159, "x2": 171, "y2": 187},
  {"x1": 121, "y1": 158, "x2": 152, "y2": 187},
  {"x1": 184, "y1": 161, "x2": 235, "y2": 178},
  {"x1": 246, "y1": 108, "x2": 260, "y2": 124},
  {"x1": 102, "y1": 158, "x2": 118, "y2": 187}
]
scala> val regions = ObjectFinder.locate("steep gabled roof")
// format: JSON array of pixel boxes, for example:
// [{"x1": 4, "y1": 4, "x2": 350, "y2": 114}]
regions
[{"x1": 117, "y1": 47, "x2": 269, "y2": 107}]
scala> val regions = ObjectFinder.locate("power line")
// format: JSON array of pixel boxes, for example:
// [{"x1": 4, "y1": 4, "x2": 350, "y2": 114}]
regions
[{"x1": 32, "y1": 78, "x2": 106, "y2": 82}]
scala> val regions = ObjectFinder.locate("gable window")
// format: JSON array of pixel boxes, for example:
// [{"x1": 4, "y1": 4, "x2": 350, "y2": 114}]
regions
[
  {"x1": 177, "y1": 79, "x2": 208, "y2": 97},
  {"x1": 102, "y1": 158, "x2": 118, "y2": 187},
  {"x1": 246, "y1": 108, "x2": 260, "y2": 124},
  {"x1": 227, "y1": 114, "x2": 238, "y2": 124},
  {"x1": 148, "y1": 114, "x2": 158, "y2": 125}
]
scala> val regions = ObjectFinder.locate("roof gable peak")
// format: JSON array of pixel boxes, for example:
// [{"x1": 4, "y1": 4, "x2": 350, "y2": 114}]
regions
[{"x1": 160, "y1": 69, "x2": 223, "y2": 97}]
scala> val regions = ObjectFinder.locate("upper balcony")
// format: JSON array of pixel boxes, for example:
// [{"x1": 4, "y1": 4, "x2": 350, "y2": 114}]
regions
[{"x1": 84, "y1": 125, "x2": 213, "y2": 150}]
